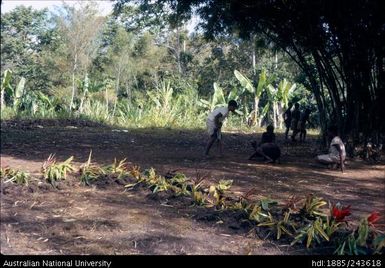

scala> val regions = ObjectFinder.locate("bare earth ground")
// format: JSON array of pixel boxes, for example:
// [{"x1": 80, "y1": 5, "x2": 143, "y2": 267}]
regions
[{"x1": 1, "y1": 119, "x2": 384, "y2": 255}]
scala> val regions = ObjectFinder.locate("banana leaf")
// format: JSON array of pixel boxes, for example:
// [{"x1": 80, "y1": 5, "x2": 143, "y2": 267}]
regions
[
  {"x1": 256, "y1": 69, "x2": 267, "y2": 97},
  {"x1": 234, "y1": 70, "x2": 254, "y2": 94},
  {"x1": 213, "y1": 82, "x2": 226, "y2": 108},
  {"x1": 13, "y1": 77, "x2": 25, "y2": 109},
  {"x1": 1, "y1": 69, "x2": 13, "y2": 97}
]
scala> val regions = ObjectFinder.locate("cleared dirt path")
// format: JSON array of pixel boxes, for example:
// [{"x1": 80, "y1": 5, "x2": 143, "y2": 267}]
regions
[{"x1": 1, "y1": 120, "x2": 384, "y2": 254}]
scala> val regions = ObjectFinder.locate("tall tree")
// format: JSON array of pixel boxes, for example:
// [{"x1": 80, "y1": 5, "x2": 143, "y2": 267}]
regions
[
  {"x1": 55, "y1": 1, "x2": 105, "y2": 111},
  {"x1": 114, "y1": 0, "x2": 385, "y2": 143},
  {"x1": 1, "y1": 6, "x2": 53, "y2": 92}
]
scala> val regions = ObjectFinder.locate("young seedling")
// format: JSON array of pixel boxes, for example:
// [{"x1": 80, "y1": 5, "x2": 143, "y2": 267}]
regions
[
  {"x1": 207, "y1": 179, "x2": 233, "y2": 209},
  {"x1": 137, "y1": 168, "x2": 171, "y2": 193},
  {"x1": 168, "y1": 173, "x2": 191, "y2": 196},
  {"x1": 291, "y1": 217, "x2": 329, "y2": 248},
  {"x1": 231, "y1": 188, "x2": 258, "y2": 211},
  {"x1": 259, "y1": 196, "x2": 278, "y2": 211},
  {"x1": 1, "y1": 167, "x2": 30, "y2": 186},
  {"x1": 146, "y1": 168, "x2": 158, "y2": 185},
  {"x1": 124, "y1": 165, "x2": 145, "y2": 190},
  {"x1": 283, "y1": 195, "x2": 303, "y2": 213},
  {"x1": 151, "y1": 176, "x2": 170, "y2": 193},
  {"x1": 190, "y1": 172, "x2": 208, "y2": 206},
  {"x1": 248, "y1": 196, "x2": 278, "y2": 223},
  {"x1": 130, "y1": 165, "x2": 143, "y2": 181},
  {"x1": 248, "y1": 203, "x2": 270, "y2": 223},
  {"x1": 192, "y1": 189, "x2": 206, "y2": 206},
  {"x1": 258, "y1": 211, "x2": 295, "y2": 240},
  {"x1": 105, "y1": 158, "x2": 129, "y2": 179},
  {"x1": 41, "y1": 154, "x2": 74, "y2": 186},
  {"x1": 79, "y1": 151, "x2": 105, "y2": 186},
  {"x1": 300, "y1": 194, "x2": 328, "y2": 219}
]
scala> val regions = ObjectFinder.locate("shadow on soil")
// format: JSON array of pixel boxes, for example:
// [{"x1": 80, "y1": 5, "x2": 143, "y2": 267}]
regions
[{"x1": 1, "y1": 119, "x2": 384, "y2": 254}]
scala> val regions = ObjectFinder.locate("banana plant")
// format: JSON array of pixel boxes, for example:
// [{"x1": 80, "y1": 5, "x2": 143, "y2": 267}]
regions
[
  {"x1": 78, "y1": 74, "x2": 105, "y2": 114},
  {"x1": 21, "y1": 91, "x2": 64, "y2": 115},
  {"x1": 276, "y1": 79, "x2": 296, "y2": 129},
  {"x1": 262, "y1": 79, "x2": 296, "y2": 128},
  {"x1": 0, "y1": 70, "x2": 27, "y2": 112},
  {"x1": 234, "y1": 69, "x2": 267, "y2": 127},
  {"x1": 261, "y1": 84, "x2": 274, "y2": 126},
  {"x1": 1, "y1": 69, "x2": 13, "y2": 110},
  {"x1": 13, "y1": 77, "x2": 26, "y2": 111},
  {"x1": 198, "y1": 82, "x2": 224, "y2": 111},
  {"x1": 199, "y1": 82, "x2": 243, "y2": 117}
]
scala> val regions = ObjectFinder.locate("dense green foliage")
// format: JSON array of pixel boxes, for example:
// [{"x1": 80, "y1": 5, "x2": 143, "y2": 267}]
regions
[
  {"x1": 1, "y1": 1, "x2": 318, "y2": 131},
  {"x1": 113, "y1": 0, "x2": 385, "y2": 143}
]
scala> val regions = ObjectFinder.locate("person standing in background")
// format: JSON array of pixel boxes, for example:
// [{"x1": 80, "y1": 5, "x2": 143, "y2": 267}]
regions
[
  {"x1": 283, "y1": 103, "x2": 293, "y2": 140},
  {"x1": 291, "y1": 103, "x2": 301, "y2": 141}
]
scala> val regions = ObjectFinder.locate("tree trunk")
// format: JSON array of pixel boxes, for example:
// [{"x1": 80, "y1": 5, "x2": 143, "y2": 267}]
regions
[
  {"x1": 273, "y1": 102, "x2": 277, "y2": 128},
  {"x1": 112, "y1": 70, "x2": 121, "y2": 118},
  {"x1": 79, "y1": 73, "x2": 88, "y2": 114},
  {"x1": 70, "y1": 71, "x2": 76, "y2": 112},
  {"x1": 105, "y1": 86, "x2": 109, "y2": 116},
  {"x1": 126, "y1": 81, "x2": 133, "y2": 105},
  {"x1": 0, "y1": 89, "x2": 4, "y2": 110},
  {"x1": 79, "y1": 90, "x2": 86, "y2": 113},
  {"x1": 254, "y1": 97, "x2": 260, "y2": 127},
  {"x1": 278, "y1": 102, "x2": 284, "y2": 129},
  {"x1": 70, "y1": 53, "x2": 77, "y2": 113},
  {"x1": 112, "y1": 101, "x2": 117, "y2": 118},
  {"x1": 252, "y1": 50, "x2": 256, "y2": 76},
  {"x1": 176, "y1": 27, "x2": 182, "y2": 74},
  {"x1": 313, "y1": 50, "x2": 345, "y2": 137}
]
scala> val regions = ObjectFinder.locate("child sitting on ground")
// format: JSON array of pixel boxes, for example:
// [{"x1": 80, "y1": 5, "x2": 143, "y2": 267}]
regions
[
  {"x1": 316, "y1": 125, "x2": 346, "y2": 172},
  {"x1": 249, "y1": 125, "x2": 281, "y2": 163}
]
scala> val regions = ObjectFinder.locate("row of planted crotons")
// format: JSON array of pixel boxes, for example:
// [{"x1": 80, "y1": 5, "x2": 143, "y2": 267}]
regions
[{"x1": 0, "y1": 151, "x2": 384, "y2": 255}]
